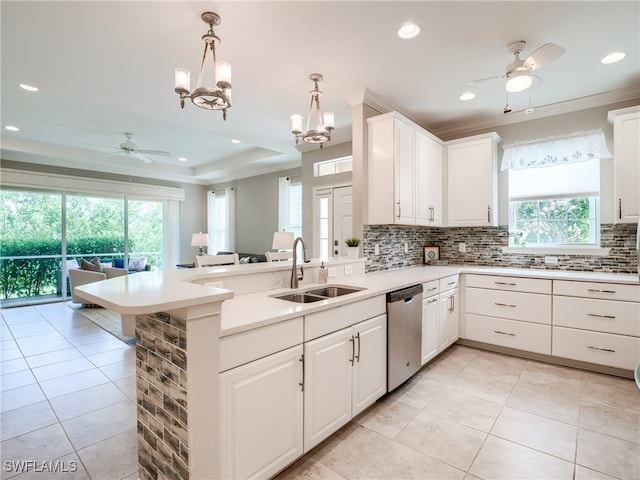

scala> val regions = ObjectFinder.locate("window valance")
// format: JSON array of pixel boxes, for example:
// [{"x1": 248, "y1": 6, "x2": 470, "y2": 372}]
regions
[{"x1": 501, "y1": 129, "x2": 612, "y2": 171}]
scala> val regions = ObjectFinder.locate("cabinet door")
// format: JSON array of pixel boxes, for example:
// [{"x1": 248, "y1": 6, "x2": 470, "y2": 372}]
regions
[
  {"x1": 219, "y1": 345, "x2": 303, "y2": 480},
  {"x1": 352, "y1": 314, "x2": 387, "y2": 416},
  {"x1": 611, "y1": 110, "x2": 640, "y2": 223},
  {"x1": 304, "y1": 328, "x2": 353, "y2": 452},
  {"x1": 422, "y1": 295, "x2": 439, "y2": 364},
  {"x1": 416, "y1": 131, "x2": 443, "y2": 226},
  {"x1": 439, "y1": 288, "x2": 459, "y2": 351},
  {"x1": 395, "y1": 119, "x2": 416, "y2": 224},
  {"x1": 446, "y1": 135, "x2": 498, "y2": 227}
]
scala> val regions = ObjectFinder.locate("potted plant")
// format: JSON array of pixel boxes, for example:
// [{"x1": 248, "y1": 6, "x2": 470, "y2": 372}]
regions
[{"x1": 345, "y1": 237, "x2": 360, "y2": 258}]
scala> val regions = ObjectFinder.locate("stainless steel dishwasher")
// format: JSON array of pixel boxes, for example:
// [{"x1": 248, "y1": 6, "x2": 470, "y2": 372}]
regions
[{"x1": 386, "y1": 284, "x2": 423, "y2": 391}]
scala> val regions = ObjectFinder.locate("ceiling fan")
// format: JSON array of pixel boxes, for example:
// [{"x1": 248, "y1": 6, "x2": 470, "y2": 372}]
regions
[
  {"x1": 468, "y1": 40, "x2": 565, "y2": 93},
  {"x1": 105, "y1": 132, "x2": 171, "y2": 164}
]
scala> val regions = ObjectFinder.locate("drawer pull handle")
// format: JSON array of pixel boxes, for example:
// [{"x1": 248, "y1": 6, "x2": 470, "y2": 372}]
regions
[
  {"x1": 587, "y1": 313, "x2": 616, "y2": 319},
  {"x1": 587, "y1": 345, "x2": 616, "y2": 353},
  {"x1": 494, "y1": 281, "x2": 517, "y2": 286},
  {"x1": 427, "y1": 287, "x2": 438, "y2": 292},
  {"x1": 494, "y1": 302, "x2": 517, "y2": 308},
  {"x1": 587, "y1": 289, "x2": 616, "y2": 294},
  {"x1": 447, "y1": 281, "x2": 456, "y2": 286},
  {"x1": 494, "y1": 330, "x2": 516, "y2": 336},
  {"x1": 299, "y1": 355, "x2": 305, "y2": 391},
  {"x1": 427, "y1": 298, "x2": 438, "y2": 304}
]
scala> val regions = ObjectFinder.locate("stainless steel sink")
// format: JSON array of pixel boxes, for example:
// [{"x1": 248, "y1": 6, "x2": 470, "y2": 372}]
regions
[
  {"x1": 273, "y1": 293, "x2": 327, "y2": 303},
  {"x1": 272, "y1": 285, "x2": 365, "y2": 303},
  {"x1": 306, "y1": 286, "x2": 364, "y2": 297}
]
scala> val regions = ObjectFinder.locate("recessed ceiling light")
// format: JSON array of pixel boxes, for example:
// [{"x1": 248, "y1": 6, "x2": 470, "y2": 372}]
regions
[
  {"x1": 178, "y1": 157, "x2": 187, "y2": 162},
  {"x1": 459, "y1": 92, "x2": 476, "y2": 101},
  {"x1": 398, "y1": 22, "x2": 420, "y2": 39},
  {"x1": 19, "y1": 83, "x2": 39, "y2": 92},
  {"x1": 5, "y1": 125, "x2": 19, "y2": 132},
  {"x1": 231, "y1": 139, "x2": 241, "y2": 144},
  {"x1": 601, "y1": 52, "x2": 626, "y2": 64}
]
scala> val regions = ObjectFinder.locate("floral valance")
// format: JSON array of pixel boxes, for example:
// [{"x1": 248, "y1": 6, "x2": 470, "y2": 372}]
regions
[{"x1": 501, "y1": 129, "x2": 612, "y2": 171}]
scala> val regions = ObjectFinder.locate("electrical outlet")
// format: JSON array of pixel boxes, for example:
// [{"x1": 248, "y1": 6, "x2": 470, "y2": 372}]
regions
[
  {"x1": 545, "y1": 256, "x2": 559, "y2": 265},
  {"x1": 345, "y1": 265, "x2": 353, "y2": 275},
  {"x1": 328, "y1": 267, "x2": 337, "y2": 278},
  {"x1": 404, "y1": 242, "x2": 409, "y2": 253},
  {"x1": 459, "y1": 242, "x2": 466, "y2": 253},
  {"x1": 374, "y1": 243, "x2": 380, "y2": 255}
]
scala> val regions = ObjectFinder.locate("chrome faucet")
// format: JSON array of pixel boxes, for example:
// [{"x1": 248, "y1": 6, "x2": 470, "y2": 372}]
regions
[{"x1": 291, "y1": 236, "x2": 311, "y2": 288}]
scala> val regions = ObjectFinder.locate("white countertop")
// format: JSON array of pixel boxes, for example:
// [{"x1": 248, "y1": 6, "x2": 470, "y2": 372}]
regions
[{"x1": 76, "y1": 261, "x2": 638, "y2": 334}]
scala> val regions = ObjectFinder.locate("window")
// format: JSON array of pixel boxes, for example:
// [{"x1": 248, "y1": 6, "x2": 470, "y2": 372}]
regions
[
  {"x1": 504, "y1": 130, "x2": 611, "y2": 248},
  {"x1": 208, "y1": 188, "x2": 236, "y2": 254},
  {"x1": 278, "y1": 177, "x2": 302, "y2": 239},
  {"x1": 313, "y1": 156, "x2": 352, "y2": 177}
]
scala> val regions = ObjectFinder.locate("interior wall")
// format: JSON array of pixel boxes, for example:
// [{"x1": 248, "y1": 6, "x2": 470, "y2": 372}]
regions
[{"x1": 209, "y1": 167, "x2": 301, "y2": 255}]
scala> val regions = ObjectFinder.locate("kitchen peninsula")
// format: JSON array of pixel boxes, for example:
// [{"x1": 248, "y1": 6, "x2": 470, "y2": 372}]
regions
[{"x1": 76, "y1": 260, "x2": 639, "y2": 480}]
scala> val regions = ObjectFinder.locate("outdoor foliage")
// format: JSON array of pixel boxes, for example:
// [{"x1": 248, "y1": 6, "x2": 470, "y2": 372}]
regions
[
  {"x1": 1, "y1": 189, "x2": 161, "y2": 301},
  {"x1": 511, "y1": 197, "x2": 593, "y2": 246},
  {"x1": 0, "y1": 237, "x2": 128, "y2": 299}
]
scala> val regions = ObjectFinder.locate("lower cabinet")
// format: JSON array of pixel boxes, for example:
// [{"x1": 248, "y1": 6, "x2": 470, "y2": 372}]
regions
[
  {"x1": 303, "y1": 314, "x2": 387, "y2": 452},
  {"x1": 219, "y1": 345, "x2": 304, "y2": 480},
  {"x1": 421, "y1": 281, "x2": 439, "y2": 365},
  {"x1": 438, "y1": 276, "x2": 459, "y2": 351}
]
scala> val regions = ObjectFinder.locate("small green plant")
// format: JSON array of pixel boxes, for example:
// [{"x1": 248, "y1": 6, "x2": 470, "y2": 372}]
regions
[{"x1": 345, "y1": 237, "x2": 360, "y2": 247}]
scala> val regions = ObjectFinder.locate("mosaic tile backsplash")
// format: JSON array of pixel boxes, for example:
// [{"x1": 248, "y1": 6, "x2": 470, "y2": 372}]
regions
[{"x1": 363, "y1": 223, "x2": 638, "y2": 274}]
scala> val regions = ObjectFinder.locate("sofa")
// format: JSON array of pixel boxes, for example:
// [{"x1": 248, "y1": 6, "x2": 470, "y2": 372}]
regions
[{"x1": 218, "y1": 251, "x2": 267, "y2": 263}]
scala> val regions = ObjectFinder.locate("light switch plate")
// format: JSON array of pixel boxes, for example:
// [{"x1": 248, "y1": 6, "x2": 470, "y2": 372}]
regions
[
  {"x1": 345, "y1": 265, "x2": 353, "y2": 275},
  {"x1": 328, "y1": 267, "x2": 337, "y2": 278}
]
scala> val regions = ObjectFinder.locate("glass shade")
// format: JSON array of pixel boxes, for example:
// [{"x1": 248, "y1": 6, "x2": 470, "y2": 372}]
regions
[
  {"x1": 323, "y1": 112, "x2": 335, "y2": 130},
  {"x1": 505, "y1": 70, "x2": 532, "y2": 93},
  {"x1": 290, "y1": 114, "x2": 303, "y2": 134},
  {"x1": 175, "y1": 68, "x2": 191, "y2": 91},
  {"x1": 216, "y1": 61, "x2": 232, "y2": 88}
]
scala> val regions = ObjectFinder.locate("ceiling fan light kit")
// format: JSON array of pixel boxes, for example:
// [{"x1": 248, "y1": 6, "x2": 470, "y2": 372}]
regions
[
  {"x1": 174, "y1": 11, "x2": 232, "y2": 120},
  {"x1": 290, "y1": 73, "x2": 335, "y2": 148}
]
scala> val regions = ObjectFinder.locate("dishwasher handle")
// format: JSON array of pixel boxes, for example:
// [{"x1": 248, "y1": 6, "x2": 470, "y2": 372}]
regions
[{"x1": 387, "y1": 284, "x2": 423, "y2": 303}]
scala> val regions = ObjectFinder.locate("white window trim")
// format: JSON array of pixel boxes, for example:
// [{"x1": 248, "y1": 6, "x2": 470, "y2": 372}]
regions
[{"x1": 502, "y1": 246, "x2": 610, "y2": 256}]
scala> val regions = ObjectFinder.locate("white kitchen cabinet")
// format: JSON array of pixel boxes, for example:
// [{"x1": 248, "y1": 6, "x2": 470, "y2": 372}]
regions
[
  {"x1": 438, "y1": 275, "x2": 459, "y2": 351},
  {"x1": 304, "y1": 314, "x2": 386, "y2": 452},
  {"x1": 422, "y1": 280, "x2": 440, "y2": 365},
  {"x1": 608, "y1": 106, "x2": 640, "y2": 223},
  {"x1": 464, "y1": 274, "x2": 552, "y2": 355},
  {"x1": 552, "y1": 280, "x2": 640, "y2": 370},
  {"x1": 445, "y1": 133, "x2": 501, "y2": 227},
  {"x1": 368, "y1": 111, "x2": 443, "y2": 225},
  {"x1": 219, "y1": 345, "x2": 303, "y2": 480},
  {"x1": 416, "y1": 130, "x2": 444, "y2": 226}
]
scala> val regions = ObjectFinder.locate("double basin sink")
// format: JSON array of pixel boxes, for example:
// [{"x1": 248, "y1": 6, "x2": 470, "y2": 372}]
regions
[{"x1": 273, "y1": 285, "x2": 365, "y2": 303}]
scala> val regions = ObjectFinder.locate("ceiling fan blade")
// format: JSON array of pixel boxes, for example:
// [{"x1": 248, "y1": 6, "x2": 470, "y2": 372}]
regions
[
  {"x1": 105, "y1": 151, "x2": 126, "y2": 158},
  {"x1": 523, "y1": 43, "x2": 565, "y2": 70},
  {"x1": 467, "y1": 74, "x2": 503, "y2": 85},
  {"x1": 135, "y1": 153, "x2": 154, "y2": 164},
  {"x1": 139, "y1": 149, "x2": 171, "y2": 157}
]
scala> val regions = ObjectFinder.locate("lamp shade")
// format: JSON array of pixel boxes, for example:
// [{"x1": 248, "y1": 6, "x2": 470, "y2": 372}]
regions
[
  {"x1": 272, "y1": 231, "x2": 294, "y2": 250},
  {"x1": 191, "y1": 232, "x2": 209, "y2": 247}
]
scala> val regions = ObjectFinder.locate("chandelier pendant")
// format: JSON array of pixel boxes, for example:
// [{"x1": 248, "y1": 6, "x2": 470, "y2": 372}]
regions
[
  {"x1": 290, "y1": 73, "x2": 334, "y2": 148},
  {"x1": 174, "y1": 12, "x2": 232, "y2": 120}
]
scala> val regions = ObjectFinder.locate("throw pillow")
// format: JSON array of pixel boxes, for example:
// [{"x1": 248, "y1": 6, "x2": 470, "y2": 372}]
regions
[
  {"x1": 80, "y1": 258, "x2": 102, "y2": 272},
  {"x1": 128, "y1": 257, "x2": 147, "y2": 271}
]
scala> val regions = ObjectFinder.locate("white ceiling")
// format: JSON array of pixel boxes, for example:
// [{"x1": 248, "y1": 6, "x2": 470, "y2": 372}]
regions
[{"x1": 1, "y1": 1, "x2": 638, "y2": 185}]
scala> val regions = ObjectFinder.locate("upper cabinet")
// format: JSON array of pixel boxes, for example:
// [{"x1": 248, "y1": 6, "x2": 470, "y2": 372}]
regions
[
  {"x1": 445, "y1": 132, "x2": 501, "y2": 227},
  {"x1": 368, "y1": 112, "x2": 444, "y2": 225},
  {"x1": 608, "y1": 106, "x2": 640, "y2": 224}
]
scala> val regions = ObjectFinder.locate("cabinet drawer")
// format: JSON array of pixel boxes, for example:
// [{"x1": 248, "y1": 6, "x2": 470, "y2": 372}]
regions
[
  {"x1": 466, "y1": 288, "x2": 551, "y2": 324},
  {"x1": 553, "y1": 296, "x2": 640, "y2": 337},
  {"x1": 219, "y1": 317, "x2": 303, "y2": 372},
  {"x1": 439, "y1": 275, "x2": 459, "y2": 292},
  {"x1": 305, "y1": 296, "x2": 386, "y2": 341},
  {"x1": 422, "y1": 280, "x2": 439, "y2": 298},
  {"x1": 553, "y1": 326, "x2": 640, "y2": 370},
  {"x1": 554, "y1": 280, "x2": 640, "y2": 302},
  {"x1": 465, "y1": 314, "x2": 551, "y2": 354},
  {"x1": 465, "y1": 274, "x2": 552, "y2": 294}
]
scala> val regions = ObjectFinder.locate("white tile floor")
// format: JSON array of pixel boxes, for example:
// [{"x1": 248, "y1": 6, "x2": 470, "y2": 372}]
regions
[{"x1": 2, "y1": 302, "x2": 639, "y2": 480}]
